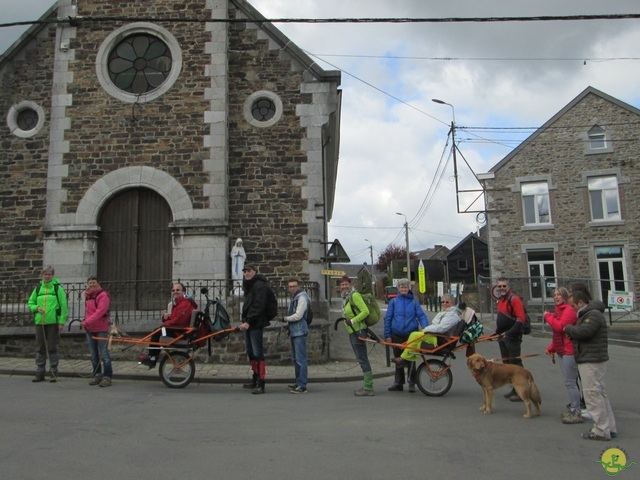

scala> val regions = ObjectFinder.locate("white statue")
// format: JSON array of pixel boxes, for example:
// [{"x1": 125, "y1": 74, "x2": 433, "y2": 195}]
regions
[{"x1": 231, "y1": 238, "x2": 246, "y2": 296}]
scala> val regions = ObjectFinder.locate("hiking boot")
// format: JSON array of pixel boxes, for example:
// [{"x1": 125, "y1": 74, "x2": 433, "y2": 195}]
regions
[
  {"x1": 408, "y1": 384, "x2": 416, "y2": 393},
  {"x1": 138, "y1": 354, "x2": 157, "y2": 369},
  {"x1": 388, "y1": 384, "x2": 403, "y2": 392},
  {"x1": 561, "y1": 411, "x2": 584, "y2": 424},
  {"x1": 49, "y1": 370, "x2": 58, "y2": 383},
  {"x1": 354, "y1": 388, "x2": 375, "y2": 397},
  {"x1": 582, "y1": 431, "x2": 610, "y2": 441},
  {"x1": 287, "y1": 384, "x2": 298, "y2": 390},
  {"x1": 99, "y1": 378, "x2": 112, "y2": 388},
  {"x1": 244, "y1": 375, "x2": 259, "y2": 389},
  {"x1": 32, "y1": 374, "x2": 45, "y2": 383},
  {"x1": 89, "y1": 376, "x2": 102, "y2": 386},
  {"x1": 509, "y1": 394, "x2": 523, "y2": 402},
  {"x1": 252, "y1": 380, "x2": 265, "y2": 395},
  {"x1": 504, "y1": 388, "x2": 517, "y2": 399},
  {"x1": 290, "y1": 386, "x2": 307, "y2": 394}
]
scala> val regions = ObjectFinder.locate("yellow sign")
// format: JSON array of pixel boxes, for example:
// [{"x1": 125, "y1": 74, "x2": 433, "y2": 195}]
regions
[
  {"x1": 418, "y1": 260, "x2": 426, "y2": 294},
  {"x1": 321, "y1": 269, "x2": 346, "y2": 276}
]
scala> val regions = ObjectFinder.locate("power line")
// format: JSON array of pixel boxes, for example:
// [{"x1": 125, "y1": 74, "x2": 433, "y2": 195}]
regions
[
  {"x1": 309, "y1": 54, "x2": 640, "y2": 63},
  {"x1": 3, "y1": 13, "x2": 640, "y2": 29}
]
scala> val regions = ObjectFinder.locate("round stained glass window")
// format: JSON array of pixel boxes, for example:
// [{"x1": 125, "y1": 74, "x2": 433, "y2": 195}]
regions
[
  {"x1": 16, "y1": 108, "x2": 39, "y2": 131},
  {"x1": 251, "y1": 98, "x2": 276, "y2": 122},
  {"x1": 108, "y1": 34, "x2": 172, "y2": 94}
]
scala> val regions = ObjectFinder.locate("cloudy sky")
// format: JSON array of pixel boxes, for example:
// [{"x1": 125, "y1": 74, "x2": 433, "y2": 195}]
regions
[{"x1": 2, "y1": 1, "x2": 640, "y2": 267}]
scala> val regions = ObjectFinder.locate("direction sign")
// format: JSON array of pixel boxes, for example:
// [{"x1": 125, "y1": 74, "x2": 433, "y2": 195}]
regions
[{"x1": 322, "y1": 269, "x2": 346, "y2": 276}]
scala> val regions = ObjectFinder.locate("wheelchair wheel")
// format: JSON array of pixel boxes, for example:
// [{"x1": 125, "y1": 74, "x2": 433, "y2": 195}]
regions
[
  {"x1": 416, "y1": 359, "x2": 453, "y2": 397},
  {"x1": 159, "y1": 351, "x2": 195, "y2": 389}
]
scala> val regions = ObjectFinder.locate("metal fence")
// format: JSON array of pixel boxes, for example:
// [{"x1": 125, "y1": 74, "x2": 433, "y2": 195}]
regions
[
  {"x1": 0, "y1": 279, "x2": 320, "y2": 328},
  {"x1": 477, "y1": 275, "x2": 640, "y2": 325}
]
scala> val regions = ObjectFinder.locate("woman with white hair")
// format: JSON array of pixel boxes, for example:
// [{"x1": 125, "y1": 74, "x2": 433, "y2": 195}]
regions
[{"x1": 383, "y1": 278, "x2": 429, "y2": 392}]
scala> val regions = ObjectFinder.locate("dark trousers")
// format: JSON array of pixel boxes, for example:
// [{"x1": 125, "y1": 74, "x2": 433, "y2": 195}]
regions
[
  {"x1": 498, "y1": 335, "x2": 523, "y2": 367},
  {"x1": 391, "y1": 334, "x2": 416, "y2": 386},
  {"x1": 35, "y1": 324, "x2": 60, "y2": 373}
]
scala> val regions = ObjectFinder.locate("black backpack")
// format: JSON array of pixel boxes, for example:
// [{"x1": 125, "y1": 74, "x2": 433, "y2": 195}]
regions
[
  {"x1": 507, "y1": 294, "x2": 532, "y2": 335},
  {"x1": 266, "y1": 288, "x2": 278, "y2": 321}
]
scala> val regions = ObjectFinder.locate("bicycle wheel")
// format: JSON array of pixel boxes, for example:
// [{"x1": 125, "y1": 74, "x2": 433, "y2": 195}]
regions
[
  {"x1": 159, "y1": 351, "x2": 195, "y2": 389},
  {"x1": 415, "y1": 359, "x2": 453, "y2": 397}
]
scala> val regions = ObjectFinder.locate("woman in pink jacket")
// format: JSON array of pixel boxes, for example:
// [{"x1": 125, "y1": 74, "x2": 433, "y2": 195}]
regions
[
  {"x1": 82, "y1": 277, "x2": 112, "y2": 387},
  {"x1": 544, "y1": 287, "x2": 581, "y2": 424}
]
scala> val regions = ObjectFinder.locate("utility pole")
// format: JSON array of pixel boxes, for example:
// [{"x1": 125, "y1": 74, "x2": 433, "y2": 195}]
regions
[
  {"x1": 396, "y1": 212, "x2": 411, "y2": 282},
  {"x1": 365, "y1": 239, "x2": 375, "y2": 293}
]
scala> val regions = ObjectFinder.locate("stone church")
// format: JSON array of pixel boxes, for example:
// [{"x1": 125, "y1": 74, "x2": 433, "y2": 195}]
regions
[{"x1": 0, "y1": 1, "x2": 342, "y2": 304}]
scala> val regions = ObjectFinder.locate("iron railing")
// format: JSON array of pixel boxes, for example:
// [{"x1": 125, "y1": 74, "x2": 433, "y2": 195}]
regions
[
  {"x1": 0, "y1": 279, "x2": 320, "y2": 328},
  {"x1": 477, "y1": 275, "x2": 640, "y2": 326}
]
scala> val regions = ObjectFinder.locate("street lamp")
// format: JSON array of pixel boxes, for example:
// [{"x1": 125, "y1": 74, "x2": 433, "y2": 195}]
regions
[
  {"x1": 396, "y1": 212, "x2": 411, "y2": 283},
  {"x1": 364, "y1": 238, "x2": 375, "y2": 292},
  {"x1": 432, "y1": 98, "x2": 460, "y2": 213}
]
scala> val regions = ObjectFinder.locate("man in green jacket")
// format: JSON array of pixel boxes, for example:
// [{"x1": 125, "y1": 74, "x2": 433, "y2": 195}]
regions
[{"x1": 27, "y1": 266, "x2": 68, "y2": 382}]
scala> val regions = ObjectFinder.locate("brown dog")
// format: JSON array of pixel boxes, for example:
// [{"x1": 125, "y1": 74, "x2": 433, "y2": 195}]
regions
[{"x1": 466, "y1": 353, "x2": 542, "y2": 418}]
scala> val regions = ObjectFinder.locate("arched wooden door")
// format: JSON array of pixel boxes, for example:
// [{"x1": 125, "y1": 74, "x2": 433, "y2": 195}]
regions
[{"x1": 98, "y1": 188, "x2": 172, "y2": 310}]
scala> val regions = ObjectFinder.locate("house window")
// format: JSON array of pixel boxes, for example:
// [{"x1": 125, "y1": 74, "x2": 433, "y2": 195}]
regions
[
  {"x1": 480, "y1": 258, "x2": 490, "y2": 270},
  {"x1": 527, "y1": 250, "x2": 555, "y2": 299},
  {"x1": 521, "y1": 182, "x2": 551, "y2": 225},
  {"x1": 588, "y1": 176, "x2": 621, "y2": 221},
  {"x1": 588, "y1": 125, "x2": 606, "y2": 150},
  {"x1": 457, "y1": 259, "x2": 468, "y2": 271},
  {"x1": 596, "y1": 246, "x2": 626, "y2": 302}
]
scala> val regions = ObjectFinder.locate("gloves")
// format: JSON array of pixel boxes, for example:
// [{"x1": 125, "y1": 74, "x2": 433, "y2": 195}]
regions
[{"x1": 506, "y1": 320, "x2": 523, "y2": 339}]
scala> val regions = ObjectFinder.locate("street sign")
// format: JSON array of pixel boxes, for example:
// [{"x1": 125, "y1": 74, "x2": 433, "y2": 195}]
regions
[
  {"x1": 325, "y1": 239, "x2": 350, "y2": 263},
  {"x1": 322, "y1": 269, "x2": 346, "y2": 276},
  {"x1": 418, "y1": 260, "x2": 426, "y2": 294},
  {"x1": 608, "y1": 290, "x2": 633, "y2": 310}
]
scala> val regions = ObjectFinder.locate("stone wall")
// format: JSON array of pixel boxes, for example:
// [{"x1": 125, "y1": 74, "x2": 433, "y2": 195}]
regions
[
  {"x1": 0, "y1": 322, "x2": 330, "y2": 365},
  {"x1": 0, "y1": 21, "x2": 57, "y2": 282}
]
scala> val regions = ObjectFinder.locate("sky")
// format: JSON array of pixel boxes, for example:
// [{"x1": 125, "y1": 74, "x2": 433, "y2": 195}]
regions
[{"x1": 2, "y1": 1, "x2": 640, "y2": 267}]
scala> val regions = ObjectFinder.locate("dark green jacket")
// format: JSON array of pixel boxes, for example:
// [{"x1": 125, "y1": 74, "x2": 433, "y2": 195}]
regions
[{"x1": 564, "y1": 301, "x2": 608, "y2": 364}]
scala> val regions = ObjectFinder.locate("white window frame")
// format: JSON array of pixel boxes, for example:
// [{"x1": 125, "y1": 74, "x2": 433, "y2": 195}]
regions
[
  {"x1": 526, "y1": 249, "x2": 556, "y2": 300},
  {"x1": 588, "y1": 125, "x2": 606, "y2": 150},
  {"x1": 521, "y1": 181, "x2": 551, "y2": 226},
  {"x1": 588, "y1": 175, "x2": 621, "y2": 222},
  {"x1": 457, "y1": 259, "x2": 468, "y2": 271},
  {"x1": 595, "y1": 245, "x2": 627, "y2": 302}
]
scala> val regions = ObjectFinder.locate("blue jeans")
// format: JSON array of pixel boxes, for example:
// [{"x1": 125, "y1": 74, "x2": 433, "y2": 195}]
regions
[
  {"x1": 290, "y1": 334, "x2": 308, "y2": 389},
  {"x1": 86, "y1": 331, "x2": 113, "y2": 379},
  {"x1": 244, "y1": 328, "x2": 265, "y2": 360},
  {"x1": 559, "y1": 354, "x2": 581, "y2": 413},
  {"x1": 349, "y1": 331, "x2": 371, "y2": 374}
]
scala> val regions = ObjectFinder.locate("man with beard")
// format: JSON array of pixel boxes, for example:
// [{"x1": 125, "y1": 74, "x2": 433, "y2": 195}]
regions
[{"x1": 495, "y1": 277, "x2": 527, "y2": 401}]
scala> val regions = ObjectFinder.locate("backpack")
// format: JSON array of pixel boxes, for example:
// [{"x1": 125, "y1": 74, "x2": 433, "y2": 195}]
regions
[
  {"x1": 350, "y1": 292, "x2": 381, "y2": 327},
  {"x1": 266, "y1": 288, "x2": 278, "y2": 322},
  {"x1": 35, "y1": 283, "x2": 63, "y2": 320},
  {"x1": 294, "y1": 291, "x2": 313, "y2": 326},
  {"x1": 507, "y1": 294, "x2": 532, "y2": 335},
  {"x1": 209, "y1": 301, "x2": 231, "y2": 342},
  {"x1": 460, "y1": 318, "x2": 484, "y2": 344}
]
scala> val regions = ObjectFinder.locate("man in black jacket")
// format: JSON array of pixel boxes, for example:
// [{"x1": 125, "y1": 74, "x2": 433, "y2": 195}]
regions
[
  {"x1": 238, "y1": 265, "x2": 271, "y2": 394},
  {"x1": 565, "y1": 291, "x2": 617, "y2": 441}
]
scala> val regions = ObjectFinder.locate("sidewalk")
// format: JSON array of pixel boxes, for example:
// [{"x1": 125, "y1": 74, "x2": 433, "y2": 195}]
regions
[{"x1": 0, "y1": 341, "x2": 395, "y2": 385}]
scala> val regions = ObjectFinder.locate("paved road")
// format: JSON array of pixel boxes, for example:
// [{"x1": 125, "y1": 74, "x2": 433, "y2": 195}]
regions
[{"x1": 2, "y1": 335, "x2": 638, "y2": 480}]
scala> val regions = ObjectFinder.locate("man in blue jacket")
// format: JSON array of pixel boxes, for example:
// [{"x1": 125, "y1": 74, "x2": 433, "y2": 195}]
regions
[
  {"x1": 282, "y1": 278, "x2": 310, "y2": 394},
  {"x1": 384, "y1": 279, "x2": 429, "y2": 392}
]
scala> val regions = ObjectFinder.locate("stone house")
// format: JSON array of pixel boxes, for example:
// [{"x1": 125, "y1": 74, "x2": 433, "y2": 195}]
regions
[
  {"x1": 484, "y1": 86, "x2": 639, "y2": 304},
  {"x1": 0, "y1": 1, "x2": 341, "y2": 306}
]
